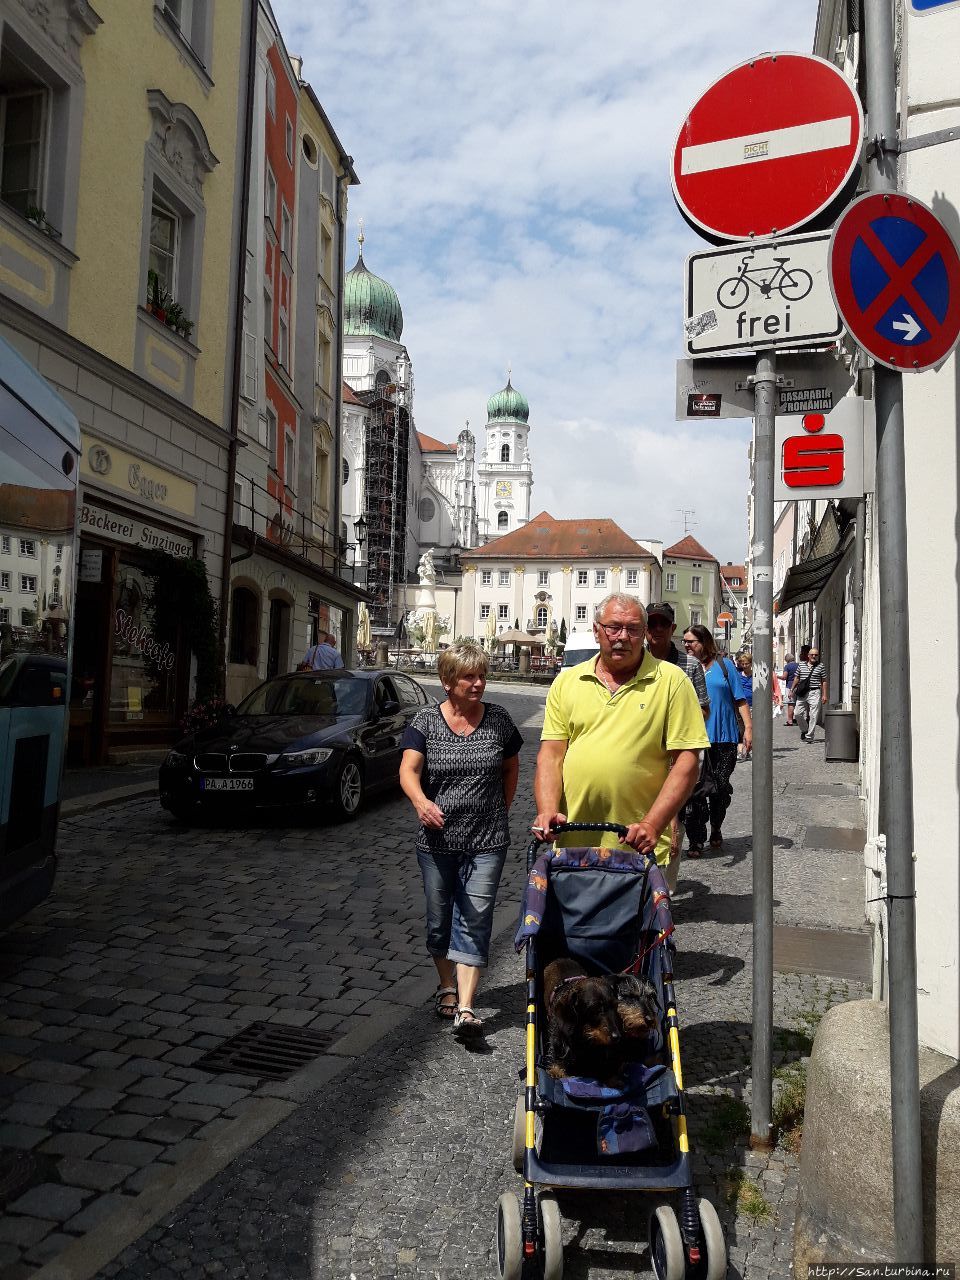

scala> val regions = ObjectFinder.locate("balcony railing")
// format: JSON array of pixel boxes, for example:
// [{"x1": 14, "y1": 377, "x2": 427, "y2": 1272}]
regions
[{"x1": 233, "y1": 475, "x2": 351, "y2": 580}]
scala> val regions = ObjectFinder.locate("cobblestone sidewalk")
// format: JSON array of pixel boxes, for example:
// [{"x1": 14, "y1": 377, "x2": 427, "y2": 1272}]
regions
[{"x1": 89, "y1": 718, "x2": 869, "y2": 1280}]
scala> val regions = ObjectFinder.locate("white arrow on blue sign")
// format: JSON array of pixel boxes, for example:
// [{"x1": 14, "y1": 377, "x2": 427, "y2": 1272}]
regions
[{"x1": 908, "y1": 0, "x2": 960, "y2": 13}]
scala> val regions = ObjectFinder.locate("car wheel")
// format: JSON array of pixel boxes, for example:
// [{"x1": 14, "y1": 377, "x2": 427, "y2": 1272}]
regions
[
  {"x1": 164, "y1": 799, "x2": 197, "y2": 824},
  {"x1": 334, "y1": 756, "x2": 364, "y2": 819}
]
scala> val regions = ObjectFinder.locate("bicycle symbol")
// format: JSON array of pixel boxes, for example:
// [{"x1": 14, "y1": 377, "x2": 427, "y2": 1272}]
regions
[{"x1": 716, "y1": 255, "x2": 813, "y2": 310}]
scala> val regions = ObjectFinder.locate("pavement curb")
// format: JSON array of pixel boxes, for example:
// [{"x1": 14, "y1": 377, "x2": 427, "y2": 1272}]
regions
[
  {"x1": 29, "y1": 1097, "x2": 296, "y2": 1280},
  {"x1": 60, "y1": 784, "x2": 157, "y2": 818}
]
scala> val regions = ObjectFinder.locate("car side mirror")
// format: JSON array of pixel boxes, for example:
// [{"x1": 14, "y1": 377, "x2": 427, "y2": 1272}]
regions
[{"x1": 379, "y1": 699, "x2": 401, "y2": 716}]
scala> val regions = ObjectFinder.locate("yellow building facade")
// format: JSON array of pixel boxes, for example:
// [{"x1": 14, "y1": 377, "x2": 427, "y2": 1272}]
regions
[{"x1": 0, "y1": 0, "x2": 253, "y2": 762}]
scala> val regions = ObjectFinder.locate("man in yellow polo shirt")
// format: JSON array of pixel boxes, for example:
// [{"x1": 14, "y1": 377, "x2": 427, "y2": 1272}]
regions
[{"x1": 533, "y1": 593, "x2": 709, "y2": 891}]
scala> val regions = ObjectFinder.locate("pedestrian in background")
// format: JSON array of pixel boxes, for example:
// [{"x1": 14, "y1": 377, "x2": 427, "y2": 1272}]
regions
[
  {"x1": 783, "y1": 652, "x2": 799, "y2": 725},
  {"x1": 299, "y1": 631, "x2": 343, "y2": 670},
  {"x1": 792, "y1": 646, "x2": 828, "y2": 743},
  {"x1": 736, "y1": 652, "x2": 753, "y2": 760},
  {"x1": 399, "y1": 641, "x2": 522, "y2": 1037},
  {"x1": 682, "y1": 624, "x2": 752, "y2": 856},
  {"x1": 645, "y1": 601, "x2": 710, "y2": 886}
]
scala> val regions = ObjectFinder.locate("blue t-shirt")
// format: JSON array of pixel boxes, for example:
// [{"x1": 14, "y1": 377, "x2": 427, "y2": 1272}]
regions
[
  {"x1": 704, "y1": 657, "x2": 746, "y2": 744},
  {"x1": 741, "y1": 676, "x2": 753, "y2": 708},
  {"x1": 784, "y1": 661, "x2": 799, "y2": 689}
]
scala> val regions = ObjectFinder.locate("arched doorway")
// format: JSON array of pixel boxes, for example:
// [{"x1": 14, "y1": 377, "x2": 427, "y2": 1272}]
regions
[{"x1": 266, "y1": 595, "x2": 292, "y2": 678}]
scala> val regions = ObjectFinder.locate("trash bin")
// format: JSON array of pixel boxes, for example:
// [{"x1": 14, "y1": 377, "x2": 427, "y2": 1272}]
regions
[{"x1": 824, "y1": 709, "x2": 858, "y2": 762}]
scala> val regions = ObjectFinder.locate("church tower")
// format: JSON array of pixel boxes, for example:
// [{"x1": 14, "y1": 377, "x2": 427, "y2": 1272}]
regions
[{"x1": 476, "y1": 374, "x2": 533, "y2": 542}]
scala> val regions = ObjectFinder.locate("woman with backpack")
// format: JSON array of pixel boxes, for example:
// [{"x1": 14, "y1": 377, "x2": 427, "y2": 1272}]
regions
[{"x1": 682, "y1": 625, "x2": 753, "y2": 856}]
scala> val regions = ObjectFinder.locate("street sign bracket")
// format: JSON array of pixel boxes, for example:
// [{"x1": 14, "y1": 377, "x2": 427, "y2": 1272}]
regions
[
  {"x1": 868, "y1": 125, "x2": 960, "y2": 158},
  {"x1": 739, "y1": 375, "x2": 792, "y2": 390}
]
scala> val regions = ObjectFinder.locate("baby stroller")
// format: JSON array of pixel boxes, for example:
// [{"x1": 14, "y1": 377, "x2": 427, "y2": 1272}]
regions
[{"x1": 495, "y1": 822, "x2": 726, "y2": 1280}]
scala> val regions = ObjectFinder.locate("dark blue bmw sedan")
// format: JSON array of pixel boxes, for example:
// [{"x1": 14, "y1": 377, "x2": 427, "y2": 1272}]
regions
[{"x1": 158, "y1": 669, "x2": 430, "y2": 822}]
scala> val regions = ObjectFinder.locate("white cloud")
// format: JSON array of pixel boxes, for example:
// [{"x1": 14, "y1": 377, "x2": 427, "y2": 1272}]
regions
[{"x1": 274, "y1": 0, "x2": 820, "y2": 560}]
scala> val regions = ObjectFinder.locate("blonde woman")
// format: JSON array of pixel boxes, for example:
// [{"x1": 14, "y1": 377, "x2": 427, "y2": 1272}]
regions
[{"x1": 400, "y1": 642, "x2": 522, "y2": 1037}]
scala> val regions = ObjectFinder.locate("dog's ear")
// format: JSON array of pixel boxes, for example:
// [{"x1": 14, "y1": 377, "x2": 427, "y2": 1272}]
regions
[{"x1": 550, "y1": 993, "x2": 579, "y2": 1064}]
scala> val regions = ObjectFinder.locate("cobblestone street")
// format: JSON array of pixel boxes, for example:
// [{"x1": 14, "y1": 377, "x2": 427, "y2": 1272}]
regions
[{"x1": 0, "y1": 682, "x2": 868, "y2": 1279}]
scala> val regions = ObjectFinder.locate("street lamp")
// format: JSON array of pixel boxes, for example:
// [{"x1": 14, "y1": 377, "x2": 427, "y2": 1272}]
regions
[{"x1": 353, "y1": 514, "x2": 367, "y2": 586}]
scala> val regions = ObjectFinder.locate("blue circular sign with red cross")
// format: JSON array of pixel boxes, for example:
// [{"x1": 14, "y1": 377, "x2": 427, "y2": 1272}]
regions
[{"x1": 829, "y1": 191, "x2": 960, "y2": 371}]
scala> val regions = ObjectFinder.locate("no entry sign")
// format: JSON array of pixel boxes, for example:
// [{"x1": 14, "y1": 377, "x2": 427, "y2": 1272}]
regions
[
  {"x1": 672, "y1": 53, "x2": 864, "y2": 243},
  {"x1": 829, "y1": 192, "x2": 960, "y2": 371}
]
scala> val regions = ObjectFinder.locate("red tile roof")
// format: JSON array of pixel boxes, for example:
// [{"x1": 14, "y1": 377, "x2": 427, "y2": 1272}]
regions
[
  {"x1": 721, "y1": 564, "x2": 746, "y2": 583},
  {"x1": 465, "y1": 511, "x2": 653, "y2": 559},
  {"x1": 662, "y1": 535, "x2": 718, "y2": 562},
  {"x1": 417, "y1": 431, "x2": 456, "y2": 453},
  {"x1": 342, "y1": 380, "x2": 362, "y2": 405}
]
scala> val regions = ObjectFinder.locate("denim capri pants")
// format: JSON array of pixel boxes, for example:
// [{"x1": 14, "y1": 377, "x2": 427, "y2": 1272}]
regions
[{"x1": 417, "y1": 847, "x2": 508, "y2": 967}]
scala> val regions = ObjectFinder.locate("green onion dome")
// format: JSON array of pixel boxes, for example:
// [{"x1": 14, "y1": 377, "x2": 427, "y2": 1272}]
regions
[
  {"x1": 343, "y1": 250, "x2": 403, "y2": 342},
  {"x1": 486, "y1": 377, "x2": 529, "y2": 423}
]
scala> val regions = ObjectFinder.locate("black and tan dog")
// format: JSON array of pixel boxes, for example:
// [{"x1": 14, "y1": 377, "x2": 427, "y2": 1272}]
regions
[
  {"x1": 610, "y1": 973, "x2": 661, "y2": 1063},
  {"x1": 542, "y1": 957, "x2": 624, "y2": 1082}
]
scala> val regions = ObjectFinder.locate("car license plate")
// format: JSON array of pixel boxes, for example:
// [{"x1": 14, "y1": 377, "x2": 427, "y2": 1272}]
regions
[{"x1": 201, "y1": 778, "x2": 254, "y2": 792}]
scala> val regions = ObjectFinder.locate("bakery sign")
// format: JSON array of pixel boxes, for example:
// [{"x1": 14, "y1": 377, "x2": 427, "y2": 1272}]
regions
[
  {"x1": 79, "y1": 502, "x2": 193, "y2": 558},
  {"x1": 80, "y1": 434, "x2": 197, "y2": 519}
]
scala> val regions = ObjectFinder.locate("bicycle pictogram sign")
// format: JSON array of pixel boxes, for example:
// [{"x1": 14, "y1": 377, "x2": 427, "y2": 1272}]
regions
[{"x1": 716, "y1": 253, "x2": 814, "y2": 310}]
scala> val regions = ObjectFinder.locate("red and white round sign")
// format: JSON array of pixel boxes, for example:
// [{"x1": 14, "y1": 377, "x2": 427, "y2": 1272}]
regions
[{"x1": 672, "y1": 53, "x2": 864, "y2": 244}]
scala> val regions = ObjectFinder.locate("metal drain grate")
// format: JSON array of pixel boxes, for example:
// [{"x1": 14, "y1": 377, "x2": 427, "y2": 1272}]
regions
[{"x1": 196, "y1": 1021, "x2": 336, "y2": 1081}]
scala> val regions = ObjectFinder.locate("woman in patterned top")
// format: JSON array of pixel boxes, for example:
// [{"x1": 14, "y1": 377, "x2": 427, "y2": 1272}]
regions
[{"x1": 400, "y1": 641, "x2": 523, "y2": 1037}]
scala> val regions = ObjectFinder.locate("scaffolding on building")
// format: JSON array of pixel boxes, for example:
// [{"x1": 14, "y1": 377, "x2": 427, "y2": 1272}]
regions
[{"x1": 358, "y1": 383, "x2": 409, "y2": 629}]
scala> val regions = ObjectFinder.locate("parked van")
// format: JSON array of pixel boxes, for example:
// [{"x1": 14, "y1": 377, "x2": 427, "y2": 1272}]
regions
[{"x1": 560, "y1": 628, "x2": 600, "y2": 668}]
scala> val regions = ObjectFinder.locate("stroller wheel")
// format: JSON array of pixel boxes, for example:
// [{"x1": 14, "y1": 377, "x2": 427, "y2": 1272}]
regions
[
  {"x1": 538, "y1": 1192, "x2": 563, "y2": 1280},
  {"x1": 495, "y1": 1191, "x2": 522, "y2": 1280},
  {"x1": 648, "y1": 1203, "x2": 684, "y2": 1280},
  {"x1": 694, "y1": 1197, "x2": 727, "y2": 1280},
  {"x1": 511, "y1": 1096, "x2": 525, "y2": 1173}
]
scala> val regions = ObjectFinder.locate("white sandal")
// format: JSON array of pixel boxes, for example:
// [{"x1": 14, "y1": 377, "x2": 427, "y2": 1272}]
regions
[{"x1": 453, "y1": 1006, "x2": 483, "y2": 1036}]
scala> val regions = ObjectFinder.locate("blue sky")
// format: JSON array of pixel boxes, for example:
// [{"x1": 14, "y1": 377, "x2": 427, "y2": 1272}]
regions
[{"x1": 273, "y1": 0, "x2": 820, "y2": 563}]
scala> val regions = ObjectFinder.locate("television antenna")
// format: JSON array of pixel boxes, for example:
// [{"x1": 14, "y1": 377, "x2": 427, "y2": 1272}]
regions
[{"x1": 677, "y1": 508, "x2": 697, "y2": 535}]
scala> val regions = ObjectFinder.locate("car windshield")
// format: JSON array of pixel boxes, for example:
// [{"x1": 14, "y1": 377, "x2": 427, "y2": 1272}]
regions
[{"x1": 237, "y1": 675, "x2": 370, "y2": 717}]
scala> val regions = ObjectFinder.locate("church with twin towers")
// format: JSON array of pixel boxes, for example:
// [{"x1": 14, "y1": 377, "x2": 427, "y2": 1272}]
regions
[{"x1": 339, "y1": 230, "x2": 534, "y2": 633}]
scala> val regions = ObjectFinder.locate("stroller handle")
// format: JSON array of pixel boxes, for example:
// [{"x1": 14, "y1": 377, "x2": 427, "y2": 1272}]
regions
[{"x1": 528, "y1": 820, "x2": 629, "y2": 854}]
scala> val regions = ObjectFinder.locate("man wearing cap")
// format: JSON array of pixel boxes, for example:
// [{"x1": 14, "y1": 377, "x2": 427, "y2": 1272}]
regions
[
  {"x1": 645, "y1": 602, "x2": 709, "y2": 718},
  {"x1": 645, "y1": 601, "x2": 709, "y2": 887},
  {"x1": 533, "y1": 593, "x2": 709, "y2": 894}
]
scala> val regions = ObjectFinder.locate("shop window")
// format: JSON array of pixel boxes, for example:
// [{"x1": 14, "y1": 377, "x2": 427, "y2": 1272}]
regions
[
  {"x1": 229, "y1": 586, "x2": 259, "y2": 665},
  {"x1": 110, "y1": 561, "x2": 179, "y2": 727}
]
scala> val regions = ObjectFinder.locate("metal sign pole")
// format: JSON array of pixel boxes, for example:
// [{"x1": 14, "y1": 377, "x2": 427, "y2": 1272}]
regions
[
  {"x1": 864, "y1": 0, "x2": 924, "y2": 1259},
  {"x1": 750, "y1": 349, "x2": 776, "y2": 1146}
]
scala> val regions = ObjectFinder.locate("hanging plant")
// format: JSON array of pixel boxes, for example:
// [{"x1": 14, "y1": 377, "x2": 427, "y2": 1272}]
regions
[{"x1": 144, "y1": 552, "x2": 219, "y2": 701}]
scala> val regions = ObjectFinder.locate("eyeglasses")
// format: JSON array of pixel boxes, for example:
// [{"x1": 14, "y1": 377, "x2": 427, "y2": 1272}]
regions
[
  {"x1": 597, "y1": 621, "x2": 642, "y2": 640},
  {"x1": 682, "y1": 637, "x2": 698, "y2": 647}
]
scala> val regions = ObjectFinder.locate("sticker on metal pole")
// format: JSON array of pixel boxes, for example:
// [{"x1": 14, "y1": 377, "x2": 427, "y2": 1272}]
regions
[{"x1": 829, "y1": 192, "x2": 960, "y2": 371}]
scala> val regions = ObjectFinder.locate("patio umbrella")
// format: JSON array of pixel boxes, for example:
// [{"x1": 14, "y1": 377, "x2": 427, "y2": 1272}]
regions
[
  {"x1": 496, "y1": 628, "x2": 539, "y2": 645},
  {"x1": 484, "y1": 609, "x2": 497, "y2": 650},
  {"x1": 357, "y1": 602, "x2": 371, "y2": 650}
]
